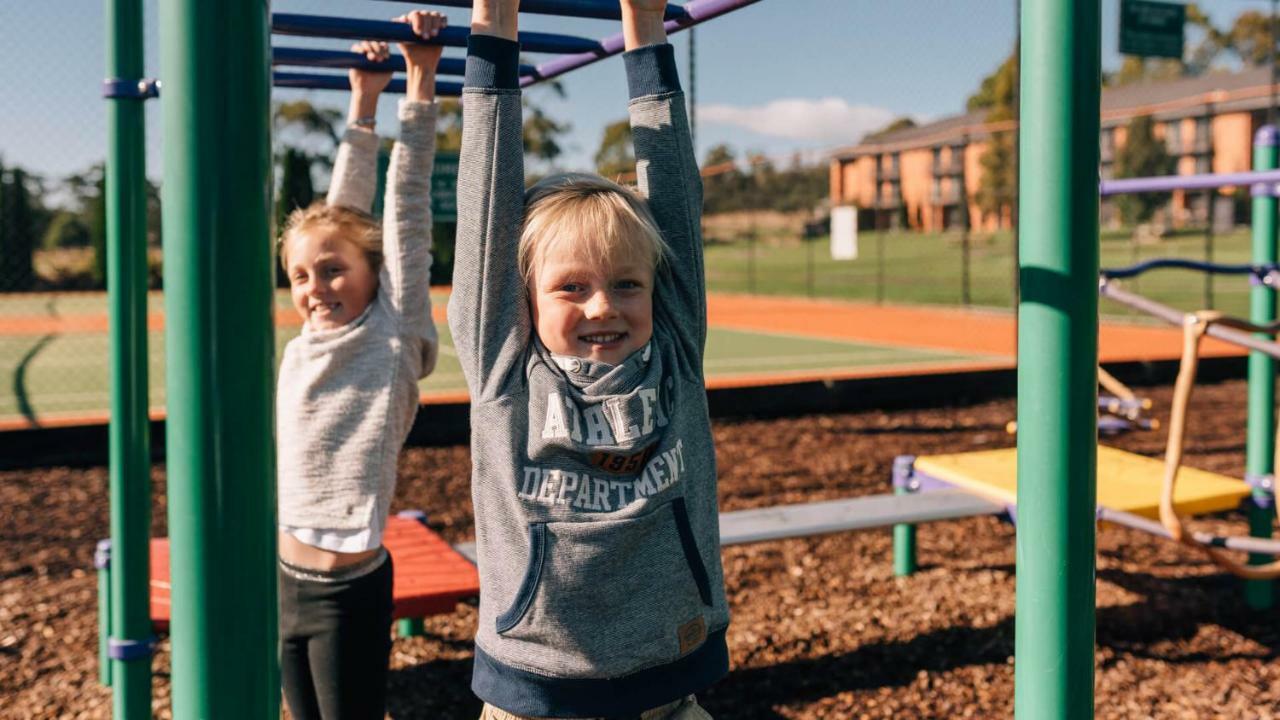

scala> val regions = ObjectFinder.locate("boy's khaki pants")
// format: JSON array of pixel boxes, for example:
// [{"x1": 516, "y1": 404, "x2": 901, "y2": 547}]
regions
[{"x1": 480, "y1": 695, "x2": 711, "y2": 720}]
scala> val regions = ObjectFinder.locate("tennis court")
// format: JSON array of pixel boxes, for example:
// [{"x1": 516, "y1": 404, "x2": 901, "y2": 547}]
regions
[{"x1": 0, "y1": 290, "x2": 1239, "y2": 429}]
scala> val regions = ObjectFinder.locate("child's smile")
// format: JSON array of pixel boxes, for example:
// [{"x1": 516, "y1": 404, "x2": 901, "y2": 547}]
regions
[
  {"x1": 286, "y1": 228, "x2": 379, "y2": 332},
  {"x1": 531, "y1": 252, "x2": 653, "y2": 366}
]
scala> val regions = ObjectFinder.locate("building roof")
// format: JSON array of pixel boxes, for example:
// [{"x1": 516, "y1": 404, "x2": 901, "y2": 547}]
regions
[{"x1": 833, "y1": 65, "x2": 1274, "y2": 160}]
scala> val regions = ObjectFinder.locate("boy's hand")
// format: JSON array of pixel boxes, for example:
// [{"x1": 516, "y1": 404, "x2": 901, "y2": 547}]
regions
[
  {"x1": 348, "y1": 41, "x2": 393, "y2": 97},
  {"x1": 621, "y1": 0, "x2": 667, "y2": 50},
  {"x1": 471, "y1": 0, "x2": 519, "y2": 41},
  {"x1": 622, "y1": 0, "x2": 667, "y2": 12},
  {"x1": 394, "y1": 10, "x2": 448, "y2": 103}
]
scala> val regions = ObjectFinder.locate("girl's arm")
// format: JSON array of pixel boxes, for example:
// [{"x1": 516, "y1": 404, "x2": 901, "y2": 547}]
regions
[
  {"x1": 622, "y1": 1, "x2": 708, "y2": 360},
  {"x1": 326, "y1": 41, "x2": 392, "y2": 212},
  {"x1": 383, "y1": 11, "x2": 445, "y2": 374},
  {"x1": 447, "y1": 0, "x2": 530, "y2": 401}
]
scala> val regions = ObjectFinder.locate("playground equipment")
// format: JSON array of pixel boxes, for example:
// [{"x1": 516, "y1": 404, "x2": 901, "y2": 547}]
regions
[
  {"x1": 1004, "y1": 367, "x2": 1157, "y2": 436},
  {"x1": 94, "y1": 1, "x2": 1276, "y2": 718},
  {"x1": 99, "y1": 1, "x2": 761, "y2": 719}
]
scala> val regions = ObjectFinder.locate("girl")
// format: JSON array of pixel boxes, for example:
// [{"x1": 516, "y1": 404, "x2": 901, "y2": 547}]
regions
[{"x1": 274, "y1": 10, "x2": 445, "y2": 718}]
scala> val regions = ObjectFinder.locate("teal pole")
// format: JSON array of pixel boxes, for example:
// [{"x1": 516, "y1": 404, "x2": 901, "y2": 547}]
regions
[
  {"x1": 1014, "y1": 0, "x2": 1100, "y2": 718},
  {"x1": 158, "y1": 0, "x2": 278, "y2": 716},
  {"x1": 892, "y1": 455, "x2": 917, "y2": 576},
  {"x1": 105, "y1": 0, "x2": 152, "y2": 715},
  {"x1": 1246, "y1": 126, "x2": 1278, "y2": 610},
  {"x1": 95, "y1": 540, "x2": 112, "y2": 687}
]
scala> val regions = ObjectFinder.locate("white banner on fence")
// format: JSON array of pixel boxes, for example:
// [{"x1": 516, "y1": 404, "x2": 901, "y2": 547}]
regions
[{"x1": 831, "y1": 206, "x2": 858, "y2": 260}]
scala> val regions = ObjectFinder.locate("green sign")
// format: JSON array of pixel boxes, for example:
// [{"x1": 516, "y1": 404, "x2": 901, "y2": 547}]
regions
[
  {"x1": 431, "y1": 152, "x2": 458, "y2": 222},
  {"x1": 371, "y1": 150, "x2": 459, "y2": 223},
  {"x1": 1119, "y1": 0, "x2": 1185, "y2": 59}
]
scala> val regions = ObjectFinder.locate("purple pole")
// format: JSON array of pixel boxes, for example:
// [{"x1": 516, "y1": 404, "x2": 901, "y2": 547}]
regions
[
  {"x1": 1100, "y1": 169, "x2": 1280, "y2": 196},
  {"x1": 522, "y1": 0, "x2": 763, "y2": 86},
  {"x1": 272, "y1": 13, "x2": 601, "y2": 55}
]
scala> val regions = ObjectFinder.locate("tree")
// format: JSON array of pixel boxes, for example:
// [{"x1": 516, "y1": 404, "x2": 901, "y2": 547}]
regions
[
  {"x1": 594, "y1": 120, "x2": 634, "y2": 180},
  {"x1": 1223, "y1": 10, "x2": 1270, "y2": 65},
  {"x1": 701, "y1": 144, "x2": 744, "y2": 214},
  {"x1": 863, "y1": 116, "x2": 916, "y2": 142},
  {"x1": 41, "y1": 211, "x2": 91, "y2": 250},
  {"x1": 970, "y1": 50, "x2": 1018, "y2": 222},
  {"x1": 1114, "y1": 115, "x2": 1177, "y2": 224},
  {"x1": 522, "y1": 104, "x2": 569, "y2": 171},
  {"x1": 0, "y1": 166, "x2": 39, "y2": 291},
  {"x1": 276, "y1": 147, "x2": 315, "y2": 231}
]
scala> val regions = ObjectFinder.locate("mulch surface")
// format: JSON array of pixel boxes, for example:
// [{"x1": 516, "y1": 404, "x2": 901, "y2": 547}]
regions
[{"x1": 4, "y1": 378, "x2": 1280, "y2": 719}]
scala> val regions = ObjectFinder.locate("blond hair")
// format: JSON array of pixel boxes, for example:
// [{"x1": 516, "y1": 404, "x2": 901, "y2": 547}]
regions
[
  {"x1": 278, "y1": 202, "x2": 383, "y2": 274},
  {"x1": 519, "y1": 173, "x2": 667, "y2": 285}
]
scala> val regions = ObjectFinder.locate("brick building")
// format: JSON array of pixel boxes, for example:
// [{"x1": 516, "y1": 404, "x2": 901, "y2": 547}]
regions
[{"x1": 829, "y1": 66, "x2": 1278, "y2": 232}]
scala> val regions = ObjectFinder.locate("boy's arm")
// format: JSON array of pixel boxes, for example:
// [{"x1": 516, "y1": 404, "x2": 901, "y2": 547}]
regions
[
  {"x1": 327, "y1": 47, "x2": 391, "y2": 211},
  {"x1": 384, "y1": 11, "x2": 446, "y2": 375},
  {"x1": 448, "y1": 4, "x2": 529, "y2": 399},
  {"x1": 623, "y1": 6, "x2": 707, "y2": 356}
]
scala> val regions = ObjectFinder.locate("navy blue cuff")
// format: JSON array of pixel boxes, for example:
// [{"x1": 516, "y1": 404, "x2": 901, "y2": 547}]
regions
[
  {"x1": 465, "y1": 34, "x2": 521, "y2": 90},
  {"x1": 624, "y1": 43, "x2": 680, "y2": 99}
]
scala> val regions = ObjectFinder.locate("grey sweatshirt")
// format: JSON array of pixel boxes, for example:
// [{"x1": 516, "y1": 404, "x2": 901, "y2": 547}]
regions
[
  {"x1": 277, "y1": 100, "x2": 439, "y2": 538},
  {"x1": 450, "y1": 38, "x2": 728, "y2": 717}
]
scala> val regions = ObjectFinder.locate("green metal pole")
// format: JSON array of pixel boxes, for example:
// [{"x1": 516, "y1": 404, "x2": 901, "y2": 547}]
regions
[
  {"x1": 1247, "y1": 127, "x2": 1278, "y2": 610},
  {"x1": 158, "y1": 0, "x2": 278, "y2": 716},
  {"x1": 892, "y1": 456, "x2": 917, "y2": 577},
  {"x1": 1014, "y1": 1, "x2": 1099, "y2": 718},
  {"x1": 105, "y1": 0, "x2": 152, "y2": 714}
]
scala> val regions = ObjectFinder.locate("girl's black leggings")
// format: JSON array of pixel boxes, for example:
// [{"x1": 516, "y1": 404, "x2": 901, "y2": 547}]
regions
[{"x1": 279, "y1": 552, "x2": 395, "y2": 720}]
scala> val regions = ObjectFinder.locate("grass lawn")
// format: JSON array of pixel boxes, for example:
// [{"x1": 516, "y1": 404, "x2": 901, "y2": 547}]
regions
[{"x1": 703, "y1": 226, "x2": 1255, "y2": 320}]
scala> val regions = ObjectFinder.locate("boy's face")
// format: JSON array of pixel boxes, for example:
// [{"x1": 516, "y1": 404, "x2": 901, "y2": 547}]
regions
[
  {"x1": 530, "y1": 244, "x2": 654, "y2": 366},
  {"x1": 285, "y1": 227, "x2": 378, "y2": 331}
]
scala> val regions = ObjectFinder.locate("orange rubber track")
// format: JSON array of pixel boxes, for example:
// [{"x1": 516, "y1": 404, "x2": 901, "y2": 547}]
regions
[{"x1": 0, "y1": 293, "x2": 1248, "y2": 432}]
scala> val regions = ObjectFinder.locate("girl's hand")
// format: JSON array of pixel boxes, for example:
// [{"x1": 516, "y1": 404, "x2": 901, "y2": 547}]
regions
[
  {"x1": 348, "y1": 41, "x2": 393, "y2": 98},
  {"x1": 395, "y1": 10, "x2": 447, "y2": 72}
]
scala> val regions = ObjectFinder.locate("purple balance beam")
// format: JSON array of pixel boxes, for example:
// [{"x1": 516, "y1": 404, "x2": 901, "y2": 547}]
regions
[
  {"x1": 1100, "y1": 169, "x2": 1280, "y2": 196},
  {"x1": 522, "y1": 0, "x2": 763, "y2": 85}
]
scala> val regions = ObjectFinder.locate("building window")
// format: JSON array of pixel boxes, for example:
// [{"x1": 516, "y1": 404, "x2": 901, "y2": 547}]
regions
[
  {"x1": 1164, "y1": 121, "x2": 1181, "y2": 154},
  {"x1": 1195, "y1": 116, "x2": 1211, "y2": 151},
  {"x1": 1195, "y1": 154, "x2": 1212, "y2": 174},
  {"x1": 1100, "y1": 127, "x2": 1115, "y2": 158}
]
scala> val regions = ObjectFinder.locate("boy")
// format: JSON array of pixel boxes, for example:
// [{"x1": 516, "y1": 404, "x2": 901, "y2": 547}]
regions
[{"x1": 450, "y1": 1, "x2": 727, "y2": 717}]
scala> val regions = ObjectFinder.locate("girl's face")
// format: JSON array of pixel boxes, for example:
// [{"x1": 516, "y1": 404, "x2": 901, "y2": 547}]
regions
[
  {"x1": 529, "y1": 244, "x2": 654, "y2": 366},
  {"x1": 285, "y1": 227, "x2": 379, "y2": 331}
]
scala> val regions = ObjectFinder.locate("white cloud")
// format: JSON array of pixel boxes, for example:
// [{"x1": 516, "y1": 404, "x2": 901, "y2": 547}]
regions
[{"x1": 698, "y1": 98, "x2": 902, "y2": 145}]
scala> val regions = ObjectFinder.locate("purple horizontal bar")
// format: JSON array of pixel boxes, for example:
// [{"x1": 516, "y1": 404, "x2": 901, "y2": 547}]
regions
[
  {"x1": 523, "y1": 0, "x2": 763, "y2": 86},
  {"x1": 376, "y1": 0, "x2": 689, "y2": 21},
  {"x1": 273, "y1": 71, "x2": 462, "y2": 97},
  {"x1": 1100, "y1": 169, "x2": 1280, "y2": 196}
]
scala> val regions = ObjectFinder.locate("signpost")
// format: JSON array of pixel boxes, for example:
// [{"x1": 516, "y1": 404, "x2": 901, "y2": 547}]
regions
[
  {"x1": 432, "y1": 152, "x2": 458, "y2": 222},
  {"x1": 1119, "y1": 0, "x2": 1185, "y2": 59}
]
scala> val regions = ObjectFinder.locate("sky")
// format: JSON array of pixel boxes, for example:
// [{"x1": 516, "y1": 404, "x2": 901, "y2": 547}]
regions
[{"x1": 2, "y1": 0, "x2": 1277, "y2": 188}]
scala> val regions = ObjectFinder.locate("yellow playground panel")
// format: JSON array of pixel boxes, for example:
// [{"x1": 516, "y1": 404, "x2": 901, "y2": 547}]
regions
[{"x1": 914, "y1": 446, "x2": 1252, "y2": 519}]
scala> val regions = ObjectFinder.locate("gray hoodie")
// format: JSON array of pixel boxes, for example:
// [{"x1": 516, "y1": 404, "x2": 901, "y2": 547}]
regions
[{"x1": 449, "y1": 38, "x2": 728, "y2": 718}]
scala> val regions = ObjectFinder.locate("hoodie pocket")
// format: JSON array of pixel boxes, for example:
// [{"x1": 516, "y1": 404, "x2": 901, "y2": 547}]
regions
[{"x1": 494, "y1": 498, "x2": 714, "y2": 674}]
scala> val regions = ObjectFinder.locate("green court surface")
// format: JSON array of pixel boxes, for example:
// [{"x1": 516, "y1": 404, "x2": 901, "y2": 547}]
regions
[{"x1": 0, "y1": 292, "x2": 988, "y2": 427}]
